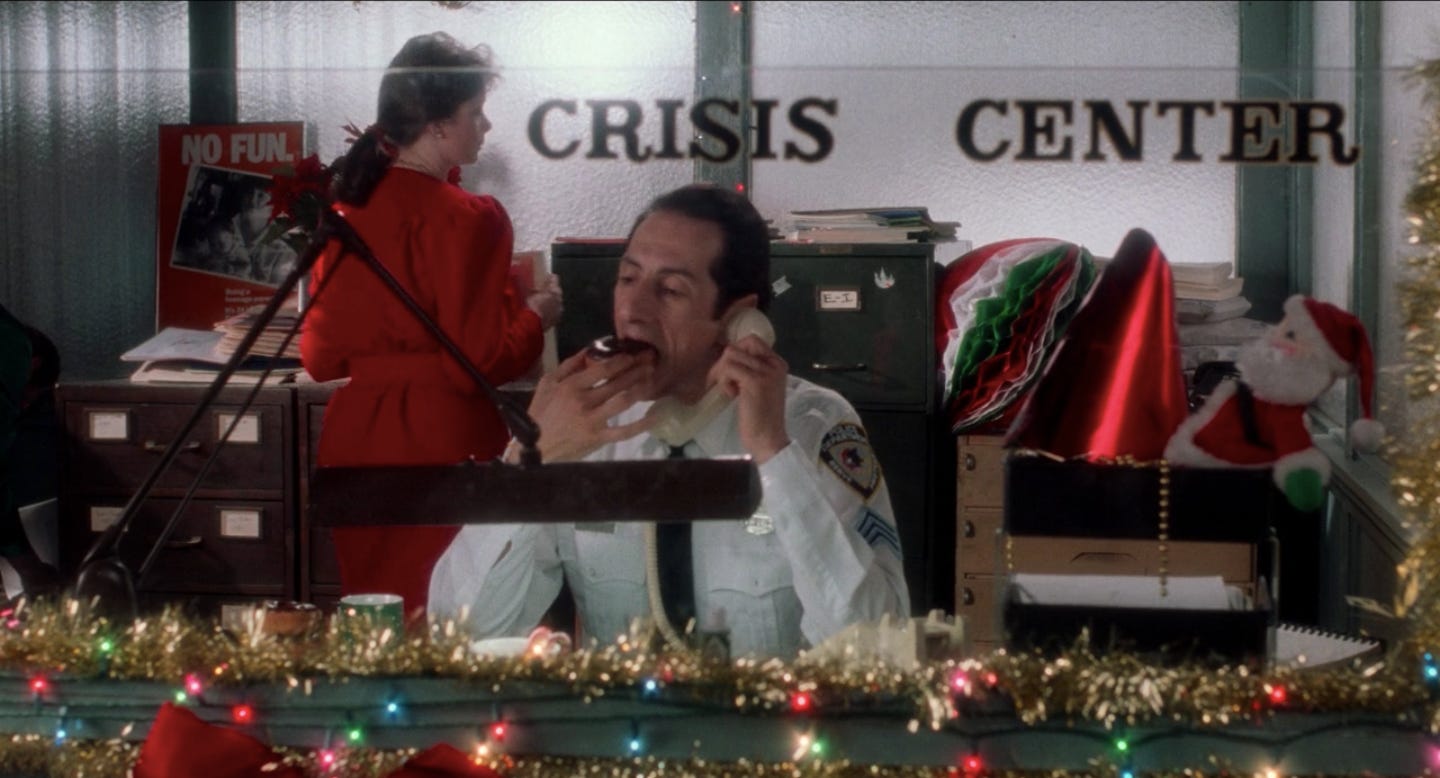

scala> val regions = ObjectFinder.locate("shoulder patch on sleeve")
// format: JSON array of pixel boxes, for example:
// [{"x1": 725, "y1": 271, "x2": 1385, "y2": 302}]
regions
[{"x1": 819, "y1": 421, "x2": 882, "y2": 499}]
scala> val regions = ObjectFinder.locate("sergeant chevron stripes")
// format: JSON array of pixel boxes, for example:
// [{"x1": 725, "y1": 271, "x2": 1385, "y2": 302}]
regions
[{"x1": 855, "y1": 508, "x2": 901, "y2": 555}]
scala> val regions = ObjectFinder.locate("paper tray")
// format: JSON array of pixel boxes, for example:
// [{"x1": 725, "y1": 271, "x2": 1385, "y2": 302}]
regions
[{"x1": 1001, "y1": 579, "x2": 1273, "y2": 665}]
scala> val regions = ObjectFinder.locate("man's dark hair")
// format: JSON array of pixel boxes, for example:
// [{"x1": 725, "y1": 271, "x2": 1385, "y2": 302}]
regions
[{"x1": 626, "y1": 184, "x2": 772, "y2": 316}]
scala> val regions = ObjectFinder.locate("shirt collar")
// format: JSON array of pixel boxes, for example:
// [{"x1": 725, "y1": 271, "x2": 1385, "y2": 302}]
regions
[{"x1": 642, "y1": 398, "x2": 740, "y2": 459}]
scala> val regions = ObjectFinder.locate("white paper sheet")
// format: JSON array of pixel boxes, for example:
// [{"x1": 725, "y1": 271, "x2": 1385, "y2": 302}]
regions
[
  {"x1": 120, "y1": 327, "x2": 225, "y2": 363},
  {"x1": 1010, "y1": 573, "x2": 1238, "y2": 610}
]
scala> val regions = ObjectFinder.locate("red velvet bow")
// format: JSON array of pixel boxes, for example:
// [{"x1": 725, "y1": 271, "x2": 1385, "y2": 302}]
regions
[
  {"x1": 135, "y1": 703, "x2": 501, "y2": 778},
  {"x1": 133, "y1": 703, "x2": 303, "y2": 778}
]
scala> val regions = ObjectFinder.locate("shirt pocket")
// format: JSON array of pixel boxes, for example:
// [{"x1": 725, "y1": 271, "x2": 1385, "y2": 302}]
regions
[
  {"x1": 571, "y1": 528, "x2": 646, "y2": 587},
  {"x1": 566, "y1": 526, "x2": 650, "y2": 648},
  {"x1": 703, "y1": 531, "x2": 792, "y2": 597}
]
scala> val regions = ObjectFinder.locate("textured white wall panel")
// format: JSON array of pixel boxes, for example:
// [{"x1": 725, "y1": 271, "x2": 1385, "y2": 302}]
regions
[
  {"x1": 0, "y1": 1, "x2": 189, "y2": 379},
  {"x1": 752, "y1": 1, "x2": 1241, "y2": 267},
  {"x1": 237, "y1": 1, "x2": 696, "y2": 252}
]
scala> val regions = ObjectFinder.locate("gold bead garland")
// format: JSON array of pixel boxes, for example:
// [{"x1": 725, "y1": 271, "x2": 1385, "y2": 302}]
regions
[{"x1": 1157, "y1": 459, "x2": 1170, "y2": 597}]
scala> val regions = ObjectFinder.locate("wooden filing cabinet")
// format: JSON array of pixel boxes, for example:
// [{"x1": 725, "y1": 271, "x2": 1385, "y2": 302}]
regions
[
  {"x1": 57, "y1": 381, "x2": 297, "y2": 625},
  {"x1": 954, "y1": 434, "x2": 1007, "y2": 651},
  {"x1": 297, "y1": 380, "x2": 344, "y2": 608}
]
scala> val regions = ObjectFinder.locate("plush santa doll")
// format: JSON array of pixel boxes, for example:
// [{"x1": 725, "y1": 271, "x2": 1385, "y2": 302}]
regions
[{"x1": 1163, "y1": 294, "x2": 1383, "y2": 512}]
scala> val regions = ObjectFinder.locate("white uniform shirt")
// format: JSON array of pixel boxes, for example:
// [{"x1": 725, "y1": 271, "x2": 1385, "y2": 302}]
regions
[{"x1": 427, "y1": 376, "x2": 910, "y2": 658}]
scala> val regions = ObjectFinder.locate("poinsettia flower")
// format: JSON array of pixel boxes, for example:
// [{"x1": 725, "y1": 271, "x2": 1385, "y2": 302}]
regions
[
  {"x1": 293, "y1": 154, "x2": 329, "y2": 187},
  {"x1": 267, "y1": 154, "x2": 329, "y2": 221},
  {"x1": 263, "y1": 149, "x2": 340, "y2": 255}
]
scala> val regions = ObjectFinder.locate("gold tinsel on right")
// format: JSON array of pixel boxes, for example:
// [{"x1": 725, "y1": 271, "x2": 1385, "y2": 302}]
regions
[{"x1": 1394, "y1": 57, "x2": 1440, "y2": 718}]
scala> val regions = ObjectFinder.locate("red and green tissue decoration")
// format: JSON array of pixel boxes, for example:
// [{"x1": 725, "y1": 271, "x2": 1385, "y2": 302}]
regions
[{"x1": 935, "y1": 238, "x2": 1097, "y2": 434}]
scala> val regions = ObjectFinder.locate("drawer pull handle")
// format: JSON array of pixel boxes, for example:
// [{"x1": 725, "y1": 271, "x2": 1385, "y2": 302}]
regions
[
  {"x1": 961, "y1": 587, "x2": 975, "y2": 606},
  {"x1": 810, "y1": 362, "x2": 867, "y2": 373},
  {"x1": 962, "y1": 520, "x2": 975, "y2": 539},
  {"x1": 144, "y1": 440, "x2": 201, "y2": 453},
  {"x1": 164, "y1": 536, "x2": 204, "y2": 549},
  {"x1": 964, "y1": 453, "x2": 977, "y2": 471}
]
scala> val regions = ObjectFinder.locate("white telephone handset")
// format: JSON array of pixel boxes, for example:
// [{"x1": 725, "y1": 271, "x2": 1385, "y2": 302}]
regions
[{"x1": 647, "y1": 307, "x2": 775, "y2": 447}]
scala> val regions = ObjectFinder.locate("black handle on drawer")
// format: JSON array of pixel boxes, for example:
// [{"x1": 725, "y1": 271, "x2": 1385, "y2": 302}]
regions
[
  {"x1": 810, "y1": 362, "x2": 867, "y2": 372},
  {"x1": 163, "y1": 536, "x2": 204, "y2": 549},
  {"x1": 961, "y1": 587, "x2": 975, "y2": 606},
  {"x1": 962, "y1": 520, "x2": 975, "y2": 539},
  {"x1": 145, "y1": 440, "x2": 201, "y2": 453},
  {"x1": 963, "y1": 453, "x2": 977, "y2": 471}
]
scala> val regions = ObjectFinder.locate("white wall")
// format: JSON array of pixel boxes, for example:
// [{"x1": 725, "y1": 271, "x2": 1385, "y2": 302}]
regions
[{"x1": 751, "y1": 1, "x2": 1240, "y2": 268}]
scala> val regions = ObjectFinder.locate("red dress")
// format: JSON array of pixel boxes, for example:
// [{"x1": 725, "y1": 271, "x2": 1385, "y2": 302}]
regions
[{"x1": 301, "y1": 169, "x2": 543, "y2": 624}]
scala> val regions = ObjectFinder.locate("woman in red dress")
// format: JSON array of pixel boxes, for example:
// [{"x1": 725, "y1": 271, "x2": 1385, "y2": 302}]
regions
[{"x1": 301, "y1": 32, "x2": 562, "y2": 626}]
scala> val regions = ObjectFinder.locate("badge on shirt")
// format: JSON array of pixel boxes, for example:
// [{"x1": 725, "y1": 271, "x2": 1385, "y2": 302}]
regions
[{"x1": 818, "y1": 422, "x2": 881, "y2": 499}]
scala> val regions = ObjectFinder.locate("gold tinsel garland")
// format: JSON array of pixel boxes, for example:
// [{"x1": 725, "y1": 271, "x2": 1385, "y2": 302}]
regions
[
  {"x1": 1396, "y1": 59, "x2": 1440, "y2": 739},
  {"x1": 0, "y1": 736, "x2": 1276, "y2": 778},
  {"x1": 0, "y1": 598, "x2": 1424, "y2": 729}
]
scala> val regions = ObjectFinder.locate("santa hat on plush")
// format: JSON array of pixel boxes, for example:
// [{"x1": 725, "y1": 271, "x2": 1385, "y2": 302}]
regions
[{"x1": 1286, "y1": 294, "x2": 1385, "y2": 452}]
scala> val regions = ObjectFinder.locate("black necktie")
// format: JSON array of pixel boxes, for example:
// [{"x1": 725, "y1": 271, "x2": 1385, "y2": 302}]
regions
[{"x1": 657, "y1": 444, "x2": 696, "y2": 631}]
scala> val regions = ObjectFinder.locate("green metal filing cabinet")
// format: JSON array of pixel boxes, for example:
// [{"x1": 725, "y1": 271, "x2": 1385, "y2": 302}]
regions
[{"x1": 551, "y1": 240, "x2": 954, "y2": 615}]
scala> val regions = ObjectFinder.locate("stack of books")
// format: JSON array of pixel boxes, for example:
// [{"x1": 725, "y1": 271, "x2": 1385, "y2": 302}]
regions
[
  {"x1": 1170, "y1": 260, "x2": 1259, "y2": 375},
  {"x1": 214, "y1": 303, "x2": 302, "y2": 362},
  {"x1": 1172, "y1": 261, "x2": 1250, "y2": 323},
  {"x1": 782, "y1": 207, "x2": 960, "y2": 244}
]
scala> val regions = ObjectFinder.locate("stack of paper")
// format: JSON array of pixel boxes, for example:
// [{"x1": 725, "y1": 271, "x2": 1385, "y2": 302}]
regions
[
  {"x1": 214, "y1": 303, "x2": 302, "y2": 362},
  {"x1": 1010, "y1": 573, "x2": 1243, "y2": 610},
  {"x1": 1171, "y1": 261, "x2": 1251, "y2": 320},
  {"x1": 121, "y1": 327, "x2": 300, "y2": 386},
  {"x1": 783, "y1": 207, "x2": 960, "y2": 244},
  {"x1": 1169, "y1": 260, "x2": 1257, "y2": 375}
]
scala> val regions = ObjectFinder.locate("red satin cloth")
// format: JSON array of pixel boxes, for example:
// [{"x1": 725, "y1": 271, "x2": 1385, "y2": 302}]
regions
[
  {"x1": 134, "y1": 704, "x2": 501, "y2": 778},
  {"x1": 1007, "y1": 228, "x2": 1188, "y2": 461},
  {"x1": 133, "y1": 703, "x2": 303, "y2": 778},
  {"x1": 387, "y1": 744, "x2": 503, "y2": 778}
]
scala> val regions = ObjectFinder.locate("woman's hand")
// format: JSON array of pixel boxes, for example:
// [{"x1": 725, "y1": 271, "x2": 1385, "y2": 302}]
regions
[{"x1": 526, "y1": 273, "x2": 563, "y2": 330}]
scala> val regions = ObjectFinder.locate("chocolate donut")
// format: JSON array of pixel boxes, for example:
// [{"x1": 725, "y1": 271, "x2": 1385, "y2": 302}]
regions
[{"x1": 586, "y1": 335, "x2": 657, "y2": 360}]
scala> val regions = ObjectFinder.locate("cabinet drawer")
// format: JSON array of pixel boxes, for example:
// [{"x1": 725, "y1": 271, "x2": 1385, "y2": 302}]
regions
[
  {"x1": 310, "y1": 526, "x2": 341, "y2": 588},
  {"x1": 1008, "y1": 536, "x2": 1255, "y2": 583},
  {"x1": 956, "y1": 436, "x2": 1006, "y2": 508},
  {"x1": 957, "y1": 506, "x2": 1004, "y2": 576},
  {"x1": 767, "y1": 249, "x2": 933, "y2": 408},
  {"x1": 64, "y1": 400, "x2": 287, "y2": 494},
  {"x1": 63, "y1": 498, "x2": 290, "y2": 595},
  {"x1": 956, "y1": 575, "x2": 1001, "y2": 642}
]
